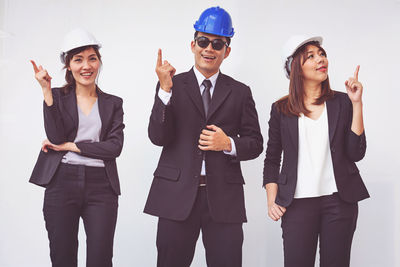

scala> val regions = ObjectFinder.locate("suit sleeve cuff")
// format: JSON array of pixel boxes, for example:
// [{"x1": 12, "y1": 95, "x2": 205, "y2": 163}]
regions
[
  {"x1": 158, "y1": 88, "x2": 172, "y2": 105},
  {"x1": 223, "y1": 137, "x2": 237, "y2": 156},
  {"x1": 350, "y1": 129, "x2": 365, "y2": 138},
  {"x1": 43, "y1": 100, "x2": 56, "y2": 111},
  {"x1": 349, "y1": 130, "x2": 366, "y2": 145}
]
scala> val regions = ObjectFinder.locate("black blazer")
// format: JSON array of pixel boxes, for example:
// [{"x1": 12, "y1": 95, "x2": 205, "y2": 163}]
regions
[
  {"x1": 29, "y1": 87, "x2": 124, "y2": 195},
  {"x1": 144, "y1": 69, "x2": 263, "y2": 223},
  {"x1": 263, "y1": 91, "x2": 369, "y2": 207}
]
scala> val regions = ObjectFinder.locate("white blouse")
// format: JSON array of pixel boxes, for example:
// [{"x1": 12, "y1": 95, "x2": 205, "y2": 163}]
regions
[{"x1": 294, "y1": 104, "x2": 338, "y2": 198}]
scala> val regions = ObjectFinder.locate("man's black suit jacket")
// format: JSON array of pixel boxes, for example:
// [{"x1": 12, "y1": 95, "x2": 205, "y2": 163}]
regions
[
  {"x1": 29, "y1": 87, "x2": 124, "y2": 195},
  {"x1": 263, "y1": 91, "x2": 369, "y2": 207},
  {"x1": 144, "y1": 69, "x2": 263, "y2": 223}
]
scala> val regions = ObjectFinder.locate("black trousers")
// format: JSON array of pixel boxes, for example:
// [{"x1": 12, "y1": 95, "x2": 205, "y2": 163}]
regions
[
  {"x1": 43, "y1": 163, "x2": 118, "y2": 267},
  {"x1": 156, "y1": 187, "x2": 243, "y2": 267},
  {"x1": 281, "y1": 193, "x2": 358, "y2": 267}
]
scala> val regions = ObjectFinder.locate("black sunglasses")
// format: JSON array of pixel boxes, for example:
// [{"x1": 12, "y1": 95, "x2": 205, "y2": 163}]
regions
[{"x1": 195, "y1": 36, "x2": 228, "y2": 51}]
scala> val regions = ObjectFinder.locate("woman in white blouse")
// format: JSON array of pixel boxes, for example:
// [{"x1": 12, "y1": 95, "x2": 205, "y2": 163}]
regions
[{"x1": 263, "y1": 35, "x2": 369, "y2": 267}]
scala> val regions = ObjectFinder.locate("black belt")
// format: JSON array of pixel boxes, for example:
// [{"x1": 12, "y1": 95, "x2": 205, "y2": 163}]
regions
[{"x1": 199, "y1": 175, "x2": 206, "y2": 186}]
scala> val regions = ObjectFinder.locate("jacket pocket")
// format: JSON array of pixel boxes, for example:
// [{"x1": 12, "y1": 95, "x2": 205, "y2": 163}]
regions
[
  {"x1": 277, "y1": 173, "x2": 287, "y2": 185},
  {"x1": 154, "y1": 165, "x2": 180, "y2": 181}
]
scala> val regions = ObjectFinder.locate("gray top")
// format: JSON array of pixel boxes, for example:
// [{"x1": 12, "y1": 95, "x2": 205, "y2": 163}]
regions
[{"x1": 62, "y1": 99, "x2": 105, "y2": 167}]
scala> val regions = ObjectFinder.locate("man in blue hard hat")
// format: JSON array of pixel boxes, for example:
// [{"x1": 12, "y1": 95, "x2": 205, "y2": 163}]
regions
[{"x1": 144, "y1": 6, "x2": 263, "y2": 267}]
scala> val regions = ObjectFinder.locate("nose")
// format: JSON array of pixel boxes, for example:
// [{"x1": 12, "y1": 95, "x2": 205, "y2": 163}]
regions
[
  {"x1": 316, "y1": 54, "x2": 325, "y2": 64},
  {"x1": 204, "y1": 41, "x2": 214, "y2": 51},
  {"x1": 82, "y1": 59, "x2": 91, "y2": 69}
]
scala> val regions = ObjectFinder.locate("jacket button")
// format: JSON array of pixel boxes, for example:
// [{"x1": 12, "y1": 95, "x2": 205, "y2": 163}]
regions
[
  {"x1": 331, "y1": 147, "x2": 335, "y2": 153},
  {"x1": 198, "y1": 151, "x2": 202, "y2": 156}
]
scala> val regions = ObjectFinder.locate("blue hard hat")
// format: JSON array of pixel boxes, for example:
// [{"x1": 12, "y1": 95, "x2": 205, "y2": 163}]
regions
[{"x1": 194, "y1": 6, "x2": 234, "y2": 38}]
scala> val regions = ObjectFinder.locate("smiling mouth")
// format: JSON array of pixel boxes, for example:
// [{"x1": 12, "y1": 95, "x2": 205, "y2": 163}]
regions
[
  {"x1": 202, "y1": 54, "x2": 216, "y2": 60},
  {"x1": 80, "y1": 72, "x2": 93, "y2": 77}
]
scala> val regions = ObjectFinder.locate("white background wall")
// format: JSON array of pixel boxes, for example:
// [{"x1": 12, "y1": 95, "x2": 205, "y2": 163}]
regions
[{"x1": 0, "y1": 0, "x2": 399, "y2": 266}]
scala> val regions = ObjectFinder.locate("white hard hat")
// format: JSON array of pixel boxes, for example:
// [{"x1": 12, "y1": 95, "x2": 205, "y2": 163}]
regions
[
  {"x1": 60, "y1": 28, "x2": 101, "y2": 64},
  {"x1": 282, "y1": 35, "x2": 323, "y2": 79}
]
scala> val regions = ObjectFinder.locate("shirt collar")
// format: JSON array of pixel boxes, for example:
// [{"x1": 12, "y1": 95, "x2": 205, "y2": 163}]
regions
[{"x1": 193, "y1": 66, "x2": 219, "y2": 89}]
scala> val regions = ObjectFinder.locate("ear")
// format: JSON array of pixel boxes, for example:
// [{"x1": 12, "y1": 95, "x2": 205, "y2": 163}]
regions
[
  {"x1": 191, "y1": 40, "x2": 196, "y2": 53},
  {"x1": 223, "y1": 46, "x2": 231, "y2": 59}
]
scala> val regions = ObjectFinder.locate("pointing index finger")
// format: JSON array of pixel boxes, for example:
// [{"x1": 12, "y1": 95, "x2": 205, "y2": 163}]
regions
[
  {"x1": 354, "y1": 65, "x2": 360, "y2": 80},
  {"x1": 157, "y1": 49, "x2": 162, "y2": 67},
  {"x1": 30, "y1": 60, "x2": 39, "y2": 73}
]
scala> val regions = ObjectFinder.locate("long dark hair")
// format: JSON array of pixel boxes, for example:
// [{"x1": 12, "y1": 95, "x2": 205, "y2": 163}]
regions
[
  {"x1": 277, "y1": 41, "x2": 334, "y2": 117},
  {"x1": 61, "y1": 45, "x2": 102, "y2": 94}
]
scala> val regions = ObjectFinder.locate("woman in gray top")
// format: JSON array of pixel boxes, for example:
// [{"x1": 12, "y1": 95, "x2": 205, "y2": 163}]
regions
[{"x1": 30, "y1": 28, "x2": 124, "y2": 267}]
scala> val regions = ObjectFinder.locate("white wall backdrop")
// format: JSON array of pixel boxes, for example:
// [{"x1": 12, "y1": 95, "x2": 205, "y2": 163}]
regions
[{"x1": 1, "y1": 0, "x2": 399, "y2": 266}]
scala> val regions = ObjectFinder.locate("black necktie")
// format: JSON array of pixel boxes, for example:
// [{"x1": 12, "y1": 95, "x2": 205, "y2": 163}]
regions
[{"x1": 201, "y1": 79, "x2": 212, "y2": 117}]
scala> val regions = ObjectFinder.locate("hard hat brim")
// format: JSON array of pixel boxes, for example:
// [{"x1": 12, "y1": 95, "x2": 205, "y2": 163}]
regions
[
  {"x1": 193, "y1": 26, "x2": 234, "y2": 38},
  {"x1": 290, "y1": 36, "x2": 323, "y2": 57}
]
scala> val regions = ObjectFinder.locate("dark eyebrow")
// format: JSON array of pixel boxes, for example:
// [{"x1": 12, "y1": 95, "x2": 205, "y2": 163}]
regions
[
  {"x1": 73, "y1": 54, "x2": 97, "y2": 58},
  {"x1": 306, "y1": 48, "x2": 322, "y2": 54}
]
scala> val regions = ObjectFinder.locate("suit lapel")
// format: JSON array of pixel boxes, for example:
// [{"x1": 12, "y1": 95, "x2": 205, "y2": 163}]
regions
[
  {"x1": 326, "y1": 94, "x2": 340, "y2": 144},
  {"x1": 183, "y1": 68, "x2": 206, "y2": 118},
  {"x1": 286, "y1": 114, "x2": 299, "y2": 152},
  {"x1": 61, "y1": 87, "x2": 112, "y2": 141},
  {"x1": 61, "y1": 88, "x2": 78, "y2": 129},
  {"x1": 97, "y1": 89, "x2": 113, "y2": 141},
  {"x1": 207, "y1": 73, "x2": 232, "y2": 121}
]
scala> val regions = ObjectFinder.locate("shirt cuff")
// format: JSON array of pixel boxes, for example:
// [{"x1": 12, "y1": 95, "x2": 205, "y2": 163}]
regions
[
  {"x1": 223, "y1": 137, "x2": 237, "y2": 156},
  {"x1": 158, "y1": 88, "x2": 172, "y2": 105}
]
